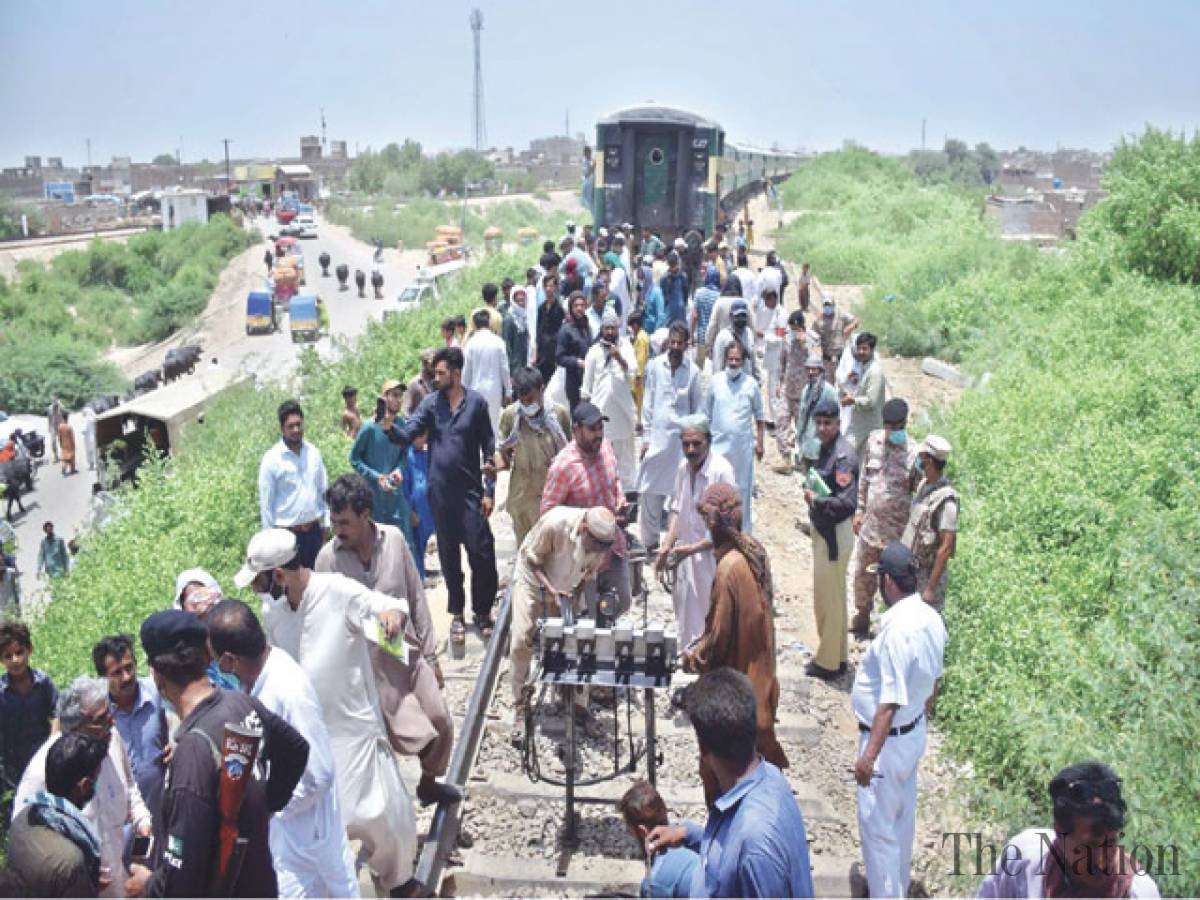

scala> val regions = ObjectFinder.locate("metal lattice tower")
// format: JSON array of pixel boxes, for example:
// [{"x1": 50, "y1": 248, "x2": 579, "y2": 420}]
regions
[{"x1": 471, "y1": 9, "x2": 486, "y2": 151}]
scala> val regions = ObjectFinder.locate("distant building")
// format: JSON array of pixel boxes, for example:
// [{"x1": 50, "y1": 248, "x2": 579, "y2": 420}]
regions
[
  {"x1": 330, "y1": 140, "x2": 348, "y2": 160},
  {"x1": 275, "y1": 164, "x2": 317, "y2": 200},
  {"x1": 161, "y1": 189, "x2": 209, "y2": 230},
  {"x1": 300, "y1": 135, "x2": 322, "y2": 162}
]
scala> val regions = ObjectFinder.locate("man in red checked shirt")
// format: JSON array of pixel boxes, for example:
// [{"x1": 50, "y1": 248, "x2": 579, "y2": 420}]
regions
[{"x1": 540, "y1": 401, "x2": 632, "y2": 619}]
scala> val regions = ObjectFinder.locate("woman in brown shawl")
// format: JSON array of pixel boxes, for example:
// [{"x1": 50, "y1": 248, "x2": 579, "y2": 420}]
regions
[{"x1": 683, "y1": 481, "x2": 787, "y2": 802}]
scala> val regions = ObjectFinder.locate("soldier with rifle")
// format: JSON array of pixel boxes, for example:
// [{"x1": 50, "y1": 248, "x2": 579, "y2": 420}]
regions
[{"x1": 124, "y1": 610, "x2": 308, "y2": 898}]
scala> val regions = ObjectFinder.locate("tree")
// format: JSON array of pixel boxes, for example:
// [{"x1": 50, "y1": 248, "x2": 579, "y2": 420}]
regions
[
  {"x1": 975, "y1": 142, "x2": 999, "y2": 185},
  {"x1": 152, "y1": 153, "x2": 179, "y2": 165}
]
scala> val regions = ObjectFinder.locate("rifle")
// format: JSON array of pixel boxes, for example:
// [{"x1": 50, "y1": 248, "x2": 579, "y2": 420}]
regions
[{"x1": 209, "y1": 721, "x2": 263, "y2": 897}]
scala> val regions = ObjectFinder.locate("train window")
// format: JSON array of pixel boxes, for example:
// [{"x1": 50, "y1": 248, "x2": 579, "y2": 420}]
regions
[{"x1": 649, "y1": 147, "x2": 665, "y2": 165}]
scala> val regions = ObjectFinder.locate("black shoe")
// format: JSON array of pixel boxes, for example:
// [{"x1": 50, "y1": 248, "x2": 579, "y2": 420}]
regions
[
  {"x1": 805, "y1": 661, "x2": 842, "y2": 681},
  {"x1": 416, "y1": 778, "x2": 464, "y2": 807}
]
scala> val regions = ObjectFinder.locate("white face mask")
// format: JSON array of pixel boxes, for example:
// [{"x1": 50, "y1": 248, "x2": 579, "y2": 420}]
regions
[
  {"x1": 519, "y1": 401, "x2": 541, "y2": 417},
  {"x1": 727, "y1": 366, "x2": 744, "y2": 382}
]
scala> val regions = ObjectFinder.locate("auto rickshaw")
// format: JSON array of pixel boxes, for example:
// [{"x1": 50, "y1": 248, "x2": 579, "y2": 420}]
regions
[
  {"x1": 289, "y1": 294, "x2": 322, "y2": 343},
  {"x1": 245, "y1": 290, "x2": 276, "y2": 334}
]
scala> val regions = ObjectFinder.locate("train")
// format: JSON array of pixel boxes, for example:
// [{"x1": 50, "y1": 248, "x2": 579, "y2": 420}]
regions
[{"x1": 591, "y1": 104, "x2": 803, "y2": 244}]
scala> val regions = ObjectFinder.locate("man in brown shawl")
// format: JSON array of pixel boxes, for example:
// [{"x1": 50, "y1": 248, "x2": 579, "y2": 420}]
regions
[{"x1": 683, "y1": 481, "x2": 788, "y2": 802}]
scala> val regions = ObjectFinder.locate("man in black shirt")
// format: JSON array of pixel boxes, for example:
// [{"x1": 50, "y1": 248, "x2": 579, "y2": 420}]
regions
[
  {"x1": 124, "y1": 610, "x2": 308, "y2": 898},
  {"x1": 389, "y1": 346, "x2": 500, "y2": 644},
  {"x1": 803, "y1": 398, "x2": 859, "y2": 681}
]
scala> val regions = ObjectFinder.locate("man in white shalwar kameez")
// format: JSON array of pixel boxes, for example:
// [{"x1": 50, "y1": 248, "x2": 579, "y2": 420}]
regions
[
  {"x1": 462, "y1": 308, "x2": 512, "y2": 437},
  {"x1": 653, "y1": 417, "x2": 736, "y2": 649},
  {"x1": 236, "y1": 529, "x2": 417, "y2": 894},
  {"x1": 636, "y1": 322, "x2": 703, "y2": 551},
  {"x1": 207, "y1": 598, "x2": 360, "y2": 898},
  {"x1": 81, "y1": 405, "x2": 98, "y2": 470},
  {"x1": 582, "y1": 311, "x2": 638, "y2": 490}
]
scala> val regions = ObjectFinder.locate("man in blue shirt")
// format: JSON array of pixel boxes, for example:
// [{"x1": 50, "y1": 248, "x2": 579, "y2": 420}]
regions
[
  {"x1": 647, "y1": 668, "x2": 814, "y2": 898},
  {"x1": 388, "y1": 347, "x2": 499, "y2": 644},
  {"x1": 92, "y1": 634, "x2": 167, "y2": 817},
  {"x1": 659, "y1": 251, "x2": 690, "y2": 327},
  {"x1": 620, "y1": 780, "x2": 699, "y2": 898}
]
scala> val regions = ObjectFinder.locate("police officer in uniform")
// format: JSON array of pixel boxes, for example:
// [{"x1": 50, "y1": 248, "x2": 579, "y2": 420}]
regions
[
  {"x1": 901, "y1": 435, "x2": 959, "y2": 612},
  {"x1": 850, "y1": 398, "x2": 919, "y2": 638},
  {"x1": 803, "y1": 398, "x2": 858, "y2": 679},
  {"x1": 124, "y1": 610, "x2": 309, "y2": 898}
]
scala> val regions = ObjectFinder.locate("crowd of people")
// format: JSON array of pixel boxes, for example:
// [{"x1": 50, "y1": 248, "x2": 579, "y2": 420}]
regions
[{"x1": 0, "y1": 218, "x2": 1159, "y2": 899}]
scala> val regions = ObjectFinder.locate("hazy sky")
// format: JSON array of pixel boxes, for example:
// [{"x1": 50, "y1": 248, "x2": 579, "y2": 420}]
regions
[{"x1": 3, "y1": 0, "x2": 1198, "y2": 167}]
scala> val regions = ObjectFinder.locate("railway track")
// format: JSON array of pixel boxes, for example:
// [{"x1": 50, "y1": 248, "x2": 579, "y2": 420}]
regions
[{"x1": 403, "y1": 517, "x2": 863, "y2": 898}]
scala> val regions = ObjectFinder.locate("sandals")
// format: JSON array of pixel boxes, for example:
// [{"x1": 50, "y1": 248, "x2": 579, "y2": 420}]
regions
[
  {"x1": 475, "y1": 615, "x2": 495, "y2": 640},
  {"x1": 450, "y1": 616, "x2": 466, "y2": 644}
]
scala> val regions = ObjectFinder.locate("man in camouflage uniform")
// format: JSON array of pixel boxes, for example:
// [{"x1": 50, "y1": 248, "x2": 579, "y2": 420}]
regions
[
  {"x1": 773, "y1": 311, "x2": 811, "y2": 471},
  {"x1": 811, "y1": 296, "x2": 858, "y2": 384},
  {"x1": 902, "y1": 435, "x2": 959, "y2": 612},
  {"x1": 850, "y1": 398, "x2": 919, "y2": 636},
  {"x1": 776, "y1": 345, "x2": 837, "y2": 473}
]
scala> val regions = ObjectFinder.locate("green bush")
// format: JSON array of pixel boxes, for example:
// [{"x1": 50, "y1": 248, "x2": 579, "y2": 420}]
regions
[
  {"x1": 326, "y1": 197, "x2": 588, "y2": 253},
  {"x1": 781, "y1": 137, "x2": 1200, "y2": 894},
  {"x1": 0, "y1": 215, "x2": 252, "y2": 411},
  {"x1": 25, "y1": 251, "x2": 530, "y2": 689}
]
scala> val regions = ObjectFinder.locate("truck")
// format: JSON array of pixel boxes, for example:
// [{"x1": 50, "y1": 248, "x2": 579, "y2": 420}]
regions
[{"x1": 95, "y1": 368, "x2": 247, "y2": 487}]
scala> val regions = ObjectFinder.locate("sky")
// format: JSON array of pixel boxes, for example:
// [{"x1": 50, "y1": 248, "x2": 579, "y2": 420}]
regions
[{"x1": 2, "y1": 0, "x2": 1199, "y2": 167}]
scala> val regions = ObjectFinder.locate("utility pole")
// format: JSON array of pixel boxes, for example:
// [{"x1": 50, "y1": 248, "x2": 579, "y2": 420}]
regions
[
  {"x1": 222, "y1": 138, "x2": 233, "y2": 195},
  {"x1": 86, "y1": 137, "x2": 91, "y2": 168},
  {"x1": 565, "y1": 108, "x2": 569, "y2": 138},
  {"x1": 470, "y1": 9, "x2": 486, "y2": 151},
  {"x1": 321, "y1": 107, "x2": 327, "y2": 152}
]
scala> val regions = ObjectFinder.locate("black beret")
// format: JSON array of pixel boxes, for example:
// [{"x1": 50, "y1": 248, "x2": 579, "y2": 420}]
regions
[
  {"x1": 813, "y1": 398, "x2": 840, "y2": 419},
  {"x1": 141, "y1": 609, "x2": 207, "y2": 662}
]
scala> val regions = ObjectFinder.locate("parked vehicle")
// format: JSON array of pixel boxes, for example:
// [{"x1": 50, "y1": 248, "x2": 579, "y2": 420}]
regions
[
  {"x1": 296, "y1": 215, "x2": 318, "y2": 238},
  {"x1": 96, "y1": 369, "x2": 247, "y2": 487},
  {"x1": 245, "y1": 290, "x2": 277, "y2": 334},
  {"x1": 289, "y1": 294, "x2": 322, "y2": 343},
  {"x1": 13, "y1": 428, "x2": 45, "y2": 460}
]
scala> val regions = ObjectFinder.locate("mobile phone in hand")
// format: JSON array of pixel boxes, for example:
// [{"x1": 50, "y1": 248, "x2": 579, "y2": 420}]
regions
[{"x1": 131, "y1": 834, "x2": 154, "y2": 864}]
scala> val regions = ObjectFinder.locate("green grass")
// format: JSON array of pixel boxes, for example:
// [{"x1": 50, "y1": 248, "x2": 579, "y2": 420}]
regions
[
  {"x1": 326, "y1": 197, "x2": 589, "y2": 253},
  {"x1": 779, "y1": 142, "x2": 1200, "y2": 895}
]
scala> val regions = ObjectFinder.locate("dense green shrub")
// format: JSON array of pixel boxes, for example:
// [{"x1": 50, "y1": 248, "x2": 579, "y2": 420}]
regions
[
  {"x1": 0, "y1": 215, "x2": 252, "y2": 411},
  {"x1": 326, "y1": 197, "x2": 588, "y2": 253},
  {"x1": 26, "y1": 252, "x2": 528, "y2": 689}
]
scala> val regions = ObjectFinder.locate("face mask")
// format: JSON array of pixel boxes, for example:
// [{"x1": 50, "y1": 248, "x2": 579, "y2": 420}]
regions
[
  {"x1": 519, "y1": 401, "x2": 542, "y2": 417},
  {"x1": 727, "y1": 367, "x2": 744, "y2": 382},
  {"x1": 888, "y1": 429, "x2": 907, "y2": 446},
  {"x1": 823, "y1": 305, "x2": 833, "y2": 317}
]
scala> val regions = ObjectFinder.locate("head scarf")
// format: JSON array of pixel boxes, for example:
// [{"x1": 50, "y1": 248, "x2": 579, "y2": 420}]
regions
[
  {"x1": 28, "y1": 790, "x2": 102, "y2": 890},
  {"x1": 497, "y1": 402, "x2": 568, "y2": 455},
  {"x1": 601, "y1": 310, "x2": 620, "y2": 330},
  {"x1": 698, "y1": 483, "x2": 774, "y2": 604}
]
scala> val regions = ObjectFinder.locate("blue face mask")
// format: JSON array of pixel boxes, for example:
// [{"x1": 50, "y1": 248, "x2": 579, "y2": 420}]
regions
[
  {"x1": 888, "y1": 429, "x2": 907, "y2": 446},
  {"x1": 727, "y1": 367, "x2": 744, "y2": 382}
]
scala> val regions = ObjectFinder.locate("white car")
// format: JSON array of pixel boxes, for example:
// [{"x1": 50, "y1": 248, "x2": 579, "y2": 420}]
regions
[{"x1": 296, "y1": 215, "x2": 318, "y2": 238}]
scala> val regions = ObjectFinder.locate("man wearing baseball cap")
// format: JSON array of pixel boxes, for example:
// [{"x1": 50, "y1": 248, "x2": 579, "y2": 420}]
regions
[
  {"x1": 710, "y1": 298, "x2": 759, "y2": 382},
  {"x1": 901, "y1": 435, "x2": 959, "y2": 612},
  {"x1": 541, "y1": 402, "x2": 633, "y2": 617},
  {"x1": 850, "y1": 541, "x2": 946, "y2": 898},
  {"x1": 850, "y1": 397, "x2": 919, "y2": 638},
  {"x1": 235, "y1": 527, "x2": 419, "y2": 893},
  {"x1": 125, "y1": 610, "x2": 308, "y2": 898},
  {"x1": 508, "y1": 506, "x2": 618, "y2": 737},
  {"x1": 350, "y1": 377, "x2": 416, "y2": 550}
]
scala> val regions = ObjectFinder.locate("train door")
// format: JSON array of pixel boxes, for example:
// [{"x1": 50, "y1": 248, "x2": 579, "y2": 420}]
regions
[{"x1": 635, "y1": 132, "x2": 676, "y2": 225}]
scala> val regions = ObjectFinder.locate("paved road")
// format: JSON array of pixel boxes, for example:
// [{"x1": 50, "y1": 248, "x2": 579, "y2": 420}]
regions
[{"x1": 5, "y1": 210, "x2": 428, "y2": 611}]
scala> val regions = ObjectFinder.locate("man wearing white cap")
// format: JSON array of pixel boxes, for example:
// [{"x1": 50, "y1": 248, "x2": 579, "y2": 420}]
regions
[
  {"x1": 235, "y1": 529, "x2": 419, "y2": 895},
  {"x1": 507, "y1": 506, "x2": 617, "y2": 735},
  {"x1": 901, "y1": 436, "x2": 959, "y2": 612},
  {"x1": 582, "y1": 312, "x2": 638, "y2": 490}
]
